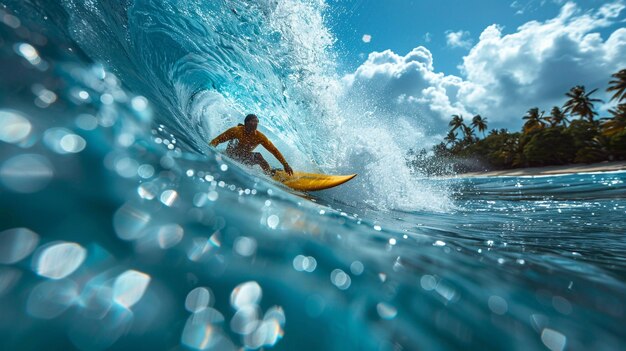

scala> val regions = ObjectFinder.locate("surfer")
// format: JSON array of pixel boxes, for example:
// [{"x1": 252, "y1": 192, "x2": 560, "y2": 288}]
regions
[{"x1": 210, "y1": 114, "x2": 293, "y2": 176}]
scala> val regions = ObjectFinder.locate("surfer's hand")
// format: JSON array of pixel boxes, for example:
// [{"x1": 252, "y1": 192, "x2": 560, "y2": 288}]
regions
[{"x1": 284, "y1": 164, "x2": 293, "y2": 176}]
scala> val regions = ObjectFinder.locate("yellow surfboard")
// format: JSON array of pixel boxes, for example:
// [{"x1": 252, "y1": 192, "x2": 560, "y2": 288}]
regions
[{"x1": 272, "y1": 170, "x2": 357, "y2": 191}]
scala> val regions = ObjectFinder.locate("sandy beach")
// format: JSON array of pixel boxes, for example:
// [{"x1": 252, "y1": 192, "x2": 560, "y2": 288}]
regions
[{"x1": 457, "y1": 160, "x2": 626, "y2": 177}]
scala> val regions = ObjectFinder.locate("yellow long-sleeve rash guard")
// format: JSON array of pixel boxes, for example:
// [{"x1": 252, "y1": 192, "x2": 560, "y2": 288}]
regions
[{"x1": 210, "y1": 125, "x2": 288, "y2": 166}]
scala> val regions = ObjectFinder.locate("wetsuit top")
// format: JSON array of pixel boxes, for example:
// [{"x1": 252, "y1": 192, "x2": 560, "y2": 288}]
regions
[{"x1": 209, "y1": 125, "x2": 288, "y2": 166}]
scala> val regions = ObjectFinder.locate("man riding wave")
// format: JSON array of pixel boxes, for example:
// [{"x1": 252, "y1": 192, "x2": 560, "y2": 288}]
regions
[{"x1": 210, "y1": 114, "x2": 293, "y2": 176}]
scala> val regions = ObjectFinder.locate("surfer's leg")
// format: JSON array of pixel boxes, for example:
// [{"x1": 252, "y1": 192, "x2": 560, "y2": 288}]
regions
[{"x1": 251, "y1": 152, "x2": 271, "y2": 174}]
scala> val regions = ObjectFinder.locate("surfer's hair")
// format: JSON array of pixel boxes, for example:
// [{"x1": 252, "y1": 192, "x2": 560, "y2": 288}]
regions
[{"x1": 244, "y1": 114, "x2": 258, "y2": 124}]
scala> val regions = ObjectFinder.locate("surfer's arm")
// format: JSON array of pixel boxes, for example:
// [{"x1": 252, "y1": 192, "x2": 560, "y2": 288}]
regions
[
  {"x1": 209, "y1": 127, "x2": 237, "y2": 147},
  {"x1": 260, "y1": 135, "x2": 293, "y2": 175}
]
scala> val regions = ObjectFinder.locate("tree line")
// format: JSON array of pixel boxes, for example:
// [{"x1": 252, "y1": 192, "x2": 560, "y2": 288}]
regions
[{"x1": 408, "y1": 69, "x2": 626, "y2": 174}]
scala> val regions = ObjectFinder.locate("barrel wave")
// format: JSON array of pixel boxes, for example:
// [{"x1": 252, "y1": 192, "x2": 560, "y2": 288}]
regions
[{"x1": 1, "y1": 1, "x2": 625, "y2": 351}]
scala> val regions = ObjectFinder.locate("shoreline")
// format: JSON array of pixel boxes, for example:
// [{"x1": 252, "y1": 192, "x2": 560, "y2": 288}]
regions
[{"x1": 456, "y1": 161, "x2": 626, "y2": 177}]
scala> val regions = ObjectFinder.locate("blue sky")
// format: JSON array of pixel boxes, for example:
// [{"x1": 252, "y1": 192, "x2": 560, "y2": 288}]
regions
[
  {"x1": 327, "y1": 0, "x2": 626, "y2": 138},
  {"x1": 330, "y1": 0, "x2": 621, "y2": 74}
]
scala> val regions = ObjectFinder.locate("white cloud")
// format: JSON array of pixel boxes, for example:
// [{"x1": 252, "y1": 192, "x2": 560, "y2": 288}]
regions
[
  {"x1": 341, "y1": 47, "x2": 474, "y2": 138},
  {"x1": 598, "y1": 1, "x2": 625, "y2": 18},
  {"x1": 445, "y1": 30, "x2": 473, "y2": 49},
  {"x1": 341, "y1": 1, "x2": 626, "y2": 137},
  {"x1": 362, "y1": 34, "x2": 372, "y2": 43},
  {"x1": 460, "y1": 1, "x2": 626, "y2": 125},
  {"x1": 423, "y1": 32, "x2": 432, "y2": 43},
  {"x1": 511, "y1": 1, "x2": 526, "y2": 15}
]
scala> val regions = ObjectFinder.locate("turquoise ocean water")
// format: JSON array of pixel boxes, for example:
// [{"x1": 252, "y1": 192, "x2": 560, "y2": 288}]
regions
[{"x1": 1, "y1": 1, "x2": 625, "y2": 350}]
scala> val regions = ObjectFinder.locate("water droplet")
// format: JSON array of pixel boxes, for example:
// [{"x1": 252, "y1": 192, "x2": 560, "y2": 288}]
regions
[
  {"x1": 113, "y1": 270, "x2": 151, "y2": 308},
  {"x1": 185, "y1": 287, "x2": 213, "y2": 313},
  {"x1": 3, "y1": 14, "x2": 21, "y2": 28},
  {"x1": 155, "y1": 224, "x2": 184, "y2": 249},
  {"x1": 0, "y1": 154, "x2": 53, "y2": 193},
  {"x1": 234, "y1": 237, "x2": 257, "y2": 257},
  {"x1": 0, "y1": 109, "x2": 32, "y2": 143},
  {"x1": 376, "y1": 302, "x2": 397, "y2": 320},
  {"x1": 488, "y1": 295, "x2": 508, "y2": 315},
  {"x1": 257, "y1": 307, "x2": 285, "y2": 346},
  {"x1": 43, "y1": 128, "x2": 72, "y2": 154},
  {"x1": 75, "y1": 113, "x2": 98, "y2": 130},
  {"x1": 330, "y1": 269, "x2": 351, "y2": 290},
  {"x1": 541, "y1": 328, "x2": 566, "y2": 351},
  {"x1": 14, "y1": 42, "x2": 40, "y2": 65},
  {"x1": 0, "y1": 267, "x2": 22, "y2": 296},
  {"x1": 59, "y1": 134, "x2": 86, "y2": 153},
  {"x1": 115, "y1": 157, "x2": 139, "y2": 178},
  {"x1": 34, "y1": 242, "x2": 86, "y2": 279},
  {"x1": 0, "y1": 227, "x2": 39, "y2": 264},
  {"x1": 350, "y1": 261, "x2": 364, "y2": 275},
  {"x1": 26, "y1": 279, "x2": 78, "y2": 319},
  {"x1": 117, "y1": 133, "x2": 135, "y2": 147},
  {"x1": 181, "y1": 308, "x2": 227, "y2": 350},
  {"x1": 100, "y1": 93, "x2": 114, "y2": 105},
  {"x1": 137, "y1": 164, "x2": 155, "y2": 179},
  {"x1": 131, "y1": 96, "x2": 148, "y2": 111},
  {"x1": 231, "y1": 305, "x2": 260, "y2": 335},
  {"x1": 113, "y1": 204, "x2": 151, "y2": 240},
  {"x1": 187, "y1": 237, "x2": 213, "y2": 262},
  {"x1": 552, "y1": 296, "x2": 572, "y2": 315},
  {"x1": 267, "y1": 215, "x2": 279, "y2": 229},
  {"x1": 207, "y1": 190, "x2": 219, "y2": 201},
  {"x1": 160, "y1": 189, "x2": 178, "y2": 206},
  {"x1": 243, "y1": 317, "x2": 283, "y2": 348},
  {"x1": 78, "y1": 90, "x2": 90, "y2": 100},
  {"x1": 420, "y1": 275, "x2": 437, "y2": 291},
  {"x1": 231, "y1": 281, "x2": 262, "y2": 310},
  {"x1": 292, "y1": 255, "x2": 317, "y2": 272}
]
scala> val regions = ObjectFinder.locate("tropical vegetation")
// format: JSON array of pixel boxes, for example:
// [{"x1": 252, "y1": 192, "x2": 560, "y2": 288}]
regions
[{"x1": 407, "y1": 69, "x2": 626, "y2": 174}]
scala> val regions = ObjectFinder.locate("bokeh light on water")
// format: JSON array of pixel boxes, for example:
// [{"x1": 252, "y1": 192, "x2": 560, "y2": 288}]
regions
[
  {"x1": 26, "y1": 279, "x2": 79, "y2": 319},
  {"x1": 34, "y1": 242, "x2": 86, "y2": 279},
  {"x1": 0, "y1": 227, "x2": 39, "y2": 264},
  {"x1": 185, "y1": 287, "x2": 213, "y2": 313},
  {"x1": 0, "y1": 154, "x2": 54, "y2": 193},
  {"x1": 112, "y1": 270, "x2": 151, "y2": 308},
  {"x1": 0, "y1": 109, "x2": 32, "y2": 144}
]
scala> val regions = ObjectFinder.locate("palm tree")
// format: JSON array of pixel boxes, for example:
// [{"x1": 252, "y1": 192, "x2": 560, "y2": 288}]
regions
[
  {"x1": 444, "y1": 130, "x2": 458, "y2": 146},
  {"x1": 471, "y1": 114, "x2": 488, "y2": 137},
  {"x1": 607, "y1": 69, "x2": 626, "y2": 102},
  {"x1": 563, "y1": 85, "x2": 603, "y2": 122},
  {"x1": 522, "y1": 107, "x2": 546, "y2": 133},
  {"x1": 461, "y1": 124, "x2": 476, "y2": 143},
  {"x1": 449, "y1": 114, "x2": 464, "y2": 132},
  {"x1": 546, "y1": 106, "x2": 569, "y2": 127},
  {"x1": 601, "y1": 104, "x2": 626, "y2": 137}
]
